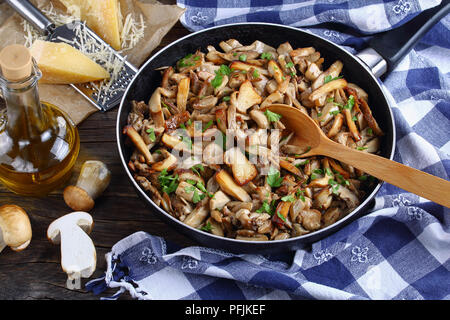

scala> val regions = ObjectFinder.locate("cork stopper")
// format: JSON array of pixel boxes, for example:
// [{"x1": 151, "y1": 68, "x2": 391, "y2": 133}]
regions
[{"x1": 0, "y1": 44, "x2": 33, "y2": 81}]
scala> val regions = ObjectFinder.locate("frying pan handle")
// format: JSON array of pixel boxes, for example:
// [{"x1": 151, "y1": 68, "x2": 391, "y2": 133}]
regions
[
  {"x1": 6, "y1": 0, "x2": 55, "y2": 35},
  {"x1": 357, "y1": 1, "x2": 450, "y2": 78}
]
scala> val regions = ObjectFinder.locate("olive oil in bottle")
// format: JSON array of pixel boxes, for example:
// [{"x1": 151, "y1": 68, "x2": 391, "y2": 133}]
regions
[{"x1": 0, "y1": 44, "x2": 80, "y2": 196}]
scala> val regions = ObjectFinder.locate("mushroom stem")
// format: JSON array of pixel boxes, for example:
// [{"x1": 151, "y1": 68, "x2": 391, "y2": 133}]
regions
[
  {"x1": 63, "y1": 161, "x2": 111, "y2": 212},
  {"x1": 76, "y1": 161, "x2": 111, "y2": 200}
]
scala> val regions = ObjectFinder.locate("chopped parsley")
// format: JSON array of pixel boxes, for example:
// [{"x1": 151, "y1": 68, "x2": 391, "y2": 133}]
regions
[
  {"x1": 328, "y1": 179, "x2": 340, "y2": 195},
  {"x1": 296, "y1": 189, "x2": 306, "y2": 202},
  {"x1": 343, "y1": 95, "x2": 355, "y2": 110},
  {"x1": 324, "y1": 75, "x2": 344, "y2": 84},
  {"x1": 191, "y1": 164, "x2": 205, "y2": 176},
  {"x1": 218, "y1": 64, "x2": 231, "y2": 76},
  {"x1": 177, "y1": 53, "x2": 197, "y2": 68},
  {"x1": 310, "y1": 173, "x2": 319, "y2": 180},
  {"x1": 367, "y1": 128, "x2": 373, "y2": 135},
  {"x1": 239, "y1": 54, "x2": 247, "y2": 62},
  {"x1": 222, "y1": 96, "x2": 231, "y2": 102},
  {"x1": 267, "y1": 166, "x2": 283, "y2": 188},
  {"x1": 195, "y1": 181, "x2": 207, "y2": 193},
  {"x1": 276, "y1": 211, "x2": 287, "y2": 222},
  {"x1": 192, "y1": 188, "x2": 206, "y2": 203},
  {"x1": 329, "y1": 110, "x2": 341, "y2": 116},
  {"x1": 158, "y1": 169, "x2": 179, "y2": 194},
  {"x1": 202, "y1": 120, "x2": 214, "y2": 132},
  {"x1": 211, "y1": 64, "x2": 232, "y2": 88},
  {"x1": 146, "y1": 128, "x2": 156, "y2": 142},
  {"x1": 281, "y1": 194, "x2": 296, "y2": 202},
  {"x1": 253, "y1": 69, "x2": 260, "y2": 78},
  {"x1": 256, "y1": 200, "x2": 276, "y2": 216},
  {"x1": 260, "y1": 52, "x2": 273, "y2": 60},
  {"x1": 264, "y1": 109, "x2": 282, "y2": 122},
  {"x1": 201, "y1": 221, "x2": 212, "y2": 232},
  {"x1": 357, "y1": 146, "x2": 368, "y2": 151},
  {"x1": 211, "y1": 74, "x2": 224, "y2": 89},
  {"x1": 295, "y1": 159, "x2": 309, "y2": 168},
  {"x1": 285, "y1": 62, "x2": 294, "y2": 68}
]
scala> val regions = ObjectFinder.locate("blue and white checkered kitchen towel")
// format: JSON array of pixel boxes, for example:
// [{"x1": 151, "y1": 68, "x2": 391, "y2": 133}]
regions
[{"x1": 86, "y1": 0, "x2": 450, "y2": 300}]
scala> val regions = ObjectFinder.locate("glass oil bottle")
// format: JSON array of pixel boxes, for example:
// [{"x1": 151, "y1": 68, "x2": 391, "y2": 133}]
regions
[{"x1": 0, "y1": 44, "x2": 80, "y2": 196}]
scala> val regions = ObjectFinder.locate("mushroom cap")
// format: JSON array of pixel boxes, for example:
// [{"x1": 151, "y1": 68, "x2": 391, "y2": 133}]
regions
[
  {"x1": 47, "y1": 211, "x2": 94, "y2": 244},
  {"x1": 63, "y1": 185, "x2": 95, "y2": 212},
  {"x1": 0, "y1": 205, "x2": 32, "y2": 251}
]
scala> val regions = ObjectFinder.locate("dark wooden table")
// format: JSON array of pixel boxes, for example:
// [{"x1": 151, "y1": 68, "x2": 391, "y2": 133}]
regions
[{"x1": 0, "y1": 15, "x2": 197, "y2": 300}]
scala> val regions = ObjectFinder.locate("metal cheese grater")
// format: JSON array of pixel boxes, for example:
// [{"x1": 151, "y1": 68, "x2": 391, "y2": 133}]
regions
[{"x1": 6, "y1": 0, "x2": 138, "y2": 112}]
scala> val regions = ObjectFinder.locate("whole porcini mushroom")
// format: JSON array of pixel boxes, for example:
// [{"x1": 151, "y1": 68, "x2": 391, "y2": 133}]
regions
[
  {"x1": 63, "y1": 160, "x2": 111, "y2": 211},
  {"x1": 0, "y1": 205, "x2": 32, "y2": 253},
  {"x1": 47, "y1": 211, "x2": 96, "y2": 290}
]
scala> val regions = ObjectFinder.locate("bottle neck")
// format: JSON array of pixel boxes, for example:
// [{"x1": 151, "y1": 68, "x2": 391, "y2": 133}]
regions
[{"x1": 0, "y1": 62, "x2": 46, "y2": 137}]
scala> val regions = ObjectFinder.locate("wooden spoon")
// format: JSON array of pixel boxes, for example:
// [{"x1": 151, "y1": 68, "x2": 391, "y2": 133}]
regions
[{"x1": 267, "y1": 104, "x2": 450, "y2": 208}]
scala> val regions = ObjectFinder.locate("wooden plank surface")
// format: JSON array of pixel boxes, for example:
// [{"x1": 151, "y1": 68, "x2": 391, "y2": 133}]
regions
[{"x1": 0, "y1": 13, "x2": 194, "y2": 299}]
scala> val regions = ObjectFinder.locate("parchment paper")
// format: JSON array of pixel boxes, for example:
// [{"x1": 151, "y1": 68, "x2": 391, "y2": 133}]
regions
[{"x1": 0, "y1": 0, "x2": 185, "y2": 125}]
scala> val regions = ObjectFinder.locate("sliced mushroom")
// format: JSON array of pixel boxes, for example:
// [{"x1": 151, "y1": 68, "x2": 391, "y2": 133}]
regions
[
  {"x1": 358, "y1": 98, "x2": 384, "y2": 136},
  {"x1": 176, "y1": 77, "x2": 190, "y2": 112},
  {"x1": 184, "y1": 202, "x2": 209, "y2": 228},
  {"x1": 215, "y1": 170, "x2": 251, "y2": 202},
  {"x1": 161, "y1": 133, "x2": 191, "y2": 153},
  {"x1": 210, "y1": 190, "x2": 231, "y2": 211},
  {"x1": 260, "y1": 90, "x2": 284, "y2": 109},
  {"x1": 47, "y1": 212, "x2": 96, "y2": 290},
  {"x1": 148, "y1": 88, "x2": 165, "y2": 129},
  {"x1": 279, "y1": 159, "x2": 304, "y2": 178},
  {"x1": 322, "y1": 207, "x2": 342, "y2": 227},
  {"x1": 123, "y1": 125, "x2": 154, "y2": 164},
  {"x1": 289, "y1": 196, "x2": 312, "y2": 222},
  {"x1": 224, "y1": 147, "x2": 258, "y2": 186},
  {"x1": 192, "y1": 95, "x2": 218, "y2": 113},
  {"x1": 204, "y1": 217, "x2": 224, "y2": 237},
  {"x1": 229, "y1": 61, "x2": 269, "y2": 76},
  {"x1": 337, "y1": 186, "x2": 360, "y2": 209},
  {"x1": 311, "y1": 60, "x2": 343, "y2": 90},
  {"x1": 300, "y1": 209, "x2": 321, "y2": 231},
  {"x1": 314, "y1": 187, "x2": 333, "y2": 210},
  {"x1": 309, "y1": 78, "x2": 348, "y2": 104},
  {"x1": 249, "y1": 109, "x2": 269, "y2": 129},
  {"x1": 267, "y1": 60, "x2": 284, "y2": 84},
  {"x1": 151, "y1": 149, "x2": 178, "y2": 172},
  {"x1": 235, "y1": 80, "x2": 262, "y2": 113}
]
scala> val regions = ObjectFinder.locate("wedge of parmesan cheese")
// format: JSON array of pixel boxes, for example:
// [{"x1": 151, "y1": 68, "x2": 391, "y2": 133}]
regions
[
  {"x1": 30, "y1": 40, "x2": 110, "y2": 84},
  {"x1": 59, "y1": 0, "x2": 123, "y2": 50}
]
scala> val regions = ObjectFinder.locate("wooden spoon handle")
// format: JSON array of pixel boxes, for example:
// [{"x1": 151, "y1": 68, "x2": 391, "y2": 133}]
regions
[{"x1": 320, "y1": 141, "x2": 450, "y2": 208}]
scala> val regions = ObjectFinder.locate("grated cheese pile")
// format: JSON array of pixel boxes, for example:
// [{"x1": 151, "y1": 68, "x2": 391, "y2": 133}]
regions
[{"x1": 22, "y1": 3, "x2": 146, "y2": 105}]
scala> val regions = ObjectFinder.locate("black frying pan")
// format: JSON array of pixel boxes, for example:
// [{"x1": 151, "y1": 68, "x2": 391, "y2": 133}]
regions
[{"x1": 116, "y1": 3, "x2": 449, "y2": 253}]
